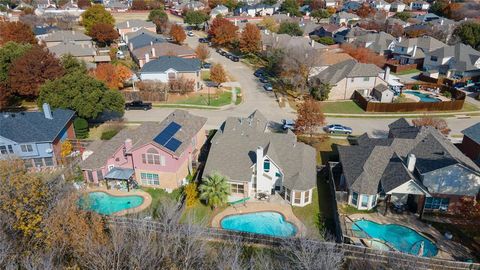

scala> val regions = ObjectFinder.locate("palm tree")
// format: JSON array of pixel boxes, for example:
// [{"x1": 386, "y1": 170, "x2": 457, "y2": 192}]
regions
[{"x1": 199, "y1": 173, "x2": 230, "y2": 209}]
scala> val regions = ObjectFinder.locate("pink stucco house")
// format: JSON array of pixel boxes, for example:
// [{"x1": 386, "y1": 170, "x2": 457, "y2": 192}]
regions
[{"x1": 80, "y1": 110, "x2": 207, "y2": 192}]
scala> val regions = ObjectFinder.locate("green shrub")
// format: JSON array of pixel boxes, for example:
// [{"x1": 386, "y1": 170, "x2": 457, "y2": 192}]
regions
[
  {"x1": 443, "y1": 91, "x2": 452, "y2": 98},
  {"x1": 100, "y1": 129, "x2": 119, "y2": 140},
  {"x1": 315, "y1": 36, "x2": 335, "y2": 45},
  {"x1": 171, "y1": 186, "x2": 184, "y2": 201},
  {"x1": 73, "y1": 118, "x2": 89, "y2": 139},
  {"x1": 412, "y1": 84, "x2": 420, "y2": 90}
]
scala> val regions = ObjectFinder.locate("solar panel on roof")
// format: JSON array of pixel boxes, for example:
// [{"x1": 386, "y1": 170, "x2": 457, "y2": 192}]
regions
[
  {"x1": 153, "y1": 122, "x2": 181, "y2": 145},
  {"x1": 164, "y1": 138, "x2": 182, "y2": 152},
  {"x1": 153, "y1": 122, "x2": 183, "y2": 152}
]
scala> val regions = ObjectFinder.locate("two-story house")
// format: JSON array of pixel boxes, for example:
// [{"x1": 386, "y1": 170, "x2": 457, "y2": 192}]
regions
[
  {"x1": 330, "y1": 11, "x2": 360, "y2": 25},
  {"x1": 80, "y1": 110, "x2": 207, "y2": 192},
  {"x1": 115, "y1": 20, "x2": 157, "y2": 37},
  {"x1": 353, "y1": 31, "x2": 396, "y2": 56},
  {"x1": 423, "y1": 43, "x2": 480, "y2": 80},
  {"x1": 390, "y1": 1, "x2": 406, "y2": 12},
  {"x1": 310, "y1": 59, "x2": 385, "y2": 100},
  {"x1": 459, "y1": 123, "x2": 480, "y2": 164},
  {"x1": 369, "y1": 0, "x2": 391, "y2": 12},
  {"x1": 234, "y1": 4, "x2": 278, "y2": 17},
  {"x1": 410, "y1": 0, "x2": 430, "y2": 11},
  {"x1": 139, "y1": 56, "x2": 202, "y2": 91},
  {"x1": 203, "y1": 111, "x2": 317, "y2": 207},
  {"x1": 124, "y1": 29, "x2": 166, "y2": 51},
  {"x1": 334, "y1": 118, "x2": 480, "y2": 215},
  {"x1": 391, "y1": 36, "x2": 446, "y2": 66},
  {"x1": 0, "y1": 103, "x2": 76, "y2": 169}
]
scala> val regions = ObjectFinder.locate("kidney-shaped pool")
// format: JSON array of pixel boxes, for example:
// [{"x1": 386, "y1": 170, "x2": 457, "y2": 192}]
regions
[
  {"x1": 79, "y1": 191, "x2": 144, "y2": 215},
  {"x1": 220, "y1": 211, "x2": 297, "y2": 237},
  {"x1": 352, "y1": 219, "x2": 438, "y2": 257}
]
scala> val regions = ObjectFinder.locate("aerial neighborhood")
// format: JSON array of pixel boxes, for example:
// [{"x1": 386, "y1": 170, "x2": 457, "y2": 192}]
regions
[{"x1": 0, "y1": 0, "x2": 480, "y2": 268}]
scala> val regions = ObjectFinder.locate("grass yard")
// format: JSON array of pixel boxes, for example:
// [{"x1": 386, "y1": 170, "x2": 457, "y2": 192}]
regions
[
  {"x1": 201, "y1": 70, "x2": 211, "y2": 81},
  {"x1": 299, "y1": 136, "x2": 351, "y2": 165},
  {"x1": 339, "y1": 204, "x2": 377, "y2": 215},
  {"x1": 175, "y1": 91, "x2": 232, "y2": 107},
  {"x1": 141, "y1": 187, "x2": 179, "y2": 216},
  {"x1": 321, "y1": 101, "x2": 365, "y2": 114},
  {"x1": 182, "y1": 201, "x2": 226, "y2": 226},
  {"x1": 112, "y1": 12, "x2": 149, "y2": 23},
  {"x1": 393, "y1": 69, "x2": 421, "y2": 75}
]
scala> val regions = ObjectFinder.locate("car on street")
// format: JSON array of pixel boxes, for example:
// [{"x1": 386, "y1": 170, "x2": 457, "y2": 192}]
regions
[
  {"x1": 202, "y1": 62, "x2": 211, "y2": 69},
  {"x1": 199, "y1": 37, "x2": 209, "y2": 43},
  {"x1": 254, "y1": 69, "x2": 265, "y2": 77},
  {"x1": 230, "y1": 55, "x2": 240, "y2": 62},
  {"x1": 187, "y1": 31, "x2": 194, "y2": 37},
  {"x1": 125, "y1": 100, "x2": 152, "y2": 111},
  {"x1": 453, "y1": 82, "x2": 466, "y2": 90},
  {"x1": 324, "y1": 124, "x2": 353, "y2": 134},
  {"x1": 263, "y1": 83, "x2": 273, "y2": 91},
  {"x1": 282, "y1": 119, "x2": 295, "y2": 130},
  {"x1": 466, "y1": 85, "x2": 480, "y2": 92},
  {"x1": 259, "y1": 76, "x2": 269, "y2": 83}
]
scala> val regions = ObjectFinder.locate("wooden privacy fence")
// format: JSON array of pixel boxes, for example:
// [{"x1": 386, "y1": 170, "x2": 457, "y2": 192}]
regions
[
  {"x1": 353, "y1": 87, "x2": 466, "y2": 112},
  {"x1": 107, "y1": 217, "x2": 480, "y2": 270}
]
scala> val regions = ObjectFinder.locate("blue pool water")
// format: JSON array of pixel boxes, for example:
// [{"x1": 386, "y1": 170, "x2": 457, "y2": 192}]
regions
[
  {"x1": 352, "y1": 220, "x2": 438, "y2": 257},
  {"x1": 80, "y1": 192, "x2": 144, "y2": 215},
  {"x1": 220, "y1": 211, "x2": 297, "y2": 237},
  {"x1": 404, "y1": 91, "x2": 440, "y2": 103}
]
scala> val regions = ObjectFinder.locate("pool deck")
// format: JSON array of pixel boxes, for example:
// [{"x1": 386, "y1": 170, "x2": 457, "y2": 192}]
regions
[
  {"x1": 346, "y1": 212, "x2": 472, "y2": 260},
  {"x1": 85, "y1": 188, "x2": 152, "y2": 216},
  {"x1": 211, "y1": 201, "x2": 307, "y2": 237}
]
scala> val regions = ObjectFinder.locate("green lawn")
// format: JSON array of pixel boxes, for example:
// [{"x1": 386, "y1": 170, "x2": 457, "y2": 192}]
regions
[
  {"x1": 141, "y1": 187, "x2": 179, "y2": 216},
  {"x1": 321, "y1": 101, "x2": 365, "y2": 114},
  {"x1": 293, "y1": 188, "x2": 322, "y2": 238},
  {"x1": 181, "y1": 200, "x2": 226, "y2": 226},
  {"x1": 175, "y1": 91, "x2": 232, "y2": 107},
  {"x1": 201, "y1": 70, "x2": 211, "y2": 81},
  {"x1": 393, "y1": 69, "x2": 421, "y2": 75}
]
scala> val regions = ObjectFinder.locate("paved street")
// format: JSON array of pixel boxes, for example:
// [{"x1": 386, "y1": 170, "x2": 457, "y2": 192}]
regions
[{"x1": 125, "y1": 33, "x2": 480, "y2": 137}]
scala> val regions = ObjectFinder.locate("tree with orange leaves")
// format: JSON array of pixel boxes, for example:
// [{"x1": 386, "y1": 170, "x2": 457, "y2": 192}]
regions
[
  {"x1": 295, "y1": 97, "x2": 325, "y2": 138},
  {"x1": 412, "y1": 117, "x2": 451, "y2": 135},
  {"x1": 89, "y1": 23, "x2": 119, "y2": 46},
  {"x1": 340, "y1": 44, "x2": 386, "y2": 68},
  {"x1": 195, "y1": 44, "x2": 210, "y2": 63},
  {"x1": 0, "y1": 21, "x2": 36, "y2": 45},
  {"x1": 90, "y1": 63, "x2": 132, "y2": 90},
  {"x1": 169, "y1": 24, "x2": 186, "y2": 44},
  {"x1": 239, "y1": 23, "x2": 261, "y2": 54},
  {"x1": 355, "y1": 4, "x2": 376, "y2": 18},
  {"x1": 209, "y1": 16, "x2": 238, "y2": 46}
]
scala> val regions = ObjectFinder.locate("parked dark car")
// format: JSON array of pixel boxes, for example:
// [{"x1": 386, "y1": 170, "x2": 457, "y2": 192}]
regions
[
  {"x1": 230, "y1": 55, "x2": 240, "y2": 62},
  {"x1": 324, "y1": 124, "x2": 352, "y2": 134},
  {"x1": 466, "y1": 85, "x2": 480, "y2": 92},
  {"x1": 259, "y1": 76, "x2": 269, "y2": 83},
  {"x1": 199, "y1": 37, "x2": 209, "y2": 43},
  {"x1": 202, "y1": 62, "x2": 212, "y2": 69},
  {"x1": 125, "y1": 100, "x2": 152, "y2": 111},
  {"x1": 254, "y1": 69, "x2": 264, "y2": 77},
  {"x1": 282, "y1": 119, "x2": 295, "y2": 130},
  {"x1": 263, "y1": 83, "x2": 273, "y2": 91},
  {"x1": 453, "y1": 82, "x2": 466, "y2": 90}
]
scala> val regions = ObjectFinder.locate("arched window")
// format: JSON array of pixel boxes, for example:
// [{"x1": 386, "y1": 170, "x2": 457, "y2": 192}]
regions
[{"x1": 263, "y1": 159, "x2": 270, "y2": 172}]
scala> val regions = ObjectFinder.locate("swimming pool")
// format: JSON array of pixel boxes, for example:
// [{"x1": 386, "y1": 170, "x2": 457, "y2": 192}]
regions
[
  {"x1": 352, "y1": 220, "x2": 438, "y2": 257},
  {"x1": 404, "y1": 91, "x2": 440, "y2": 103},
  {"x1": 79, "y1": 191, "x2": 144, "y2": 215},
  {"x1": 220, "y1": 211, "x2": 297, "y2": 237}
]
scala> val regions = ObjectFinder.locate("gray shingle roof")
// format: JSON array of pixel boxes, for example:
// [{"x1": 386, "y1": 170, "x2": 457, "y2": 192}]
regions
[
  {"x1": 462, "y1": 123, "x2": 480, "y2": 145},
  {"x1": 44, "y1": 30, "x2": 91, "y2": 42},
  {"x1": 80, "y1": 110, "x2": 206, "y2": 170},
  {"x1": 0, "y1": 108, "x2": 75, "y2": 143},
  {"x1": 49, "y1": 42, "x2": 96, "y2": 57},
  {"x1": 354, "y1": 31, "x2": 395, "y2": 54},
  {"x1": 203, "y1": 111, "x2": 316, "y2": 191},
  {"x1": 339, "y1": 118, "x2": 480, "y2": 195},
  {"x1": 396, "y1": 36, "x2": 446, "y2": 57},
  {"x1": 132, "y1": 43, "x2": 195, "y2": 60},
  {"x1": 128, "y1": 31, "x2": 166, "y2": 50},
  {"x1": 140, "y1": 56, "x2": 200, "y2": 73},
  {"x1": 312, "y1": 59, "x2": 381, "y2": 85},
  {"x1": 428, "y1": 43, "x2": 480, "y2": 72},
  {"x1": 116, "y1": 19, "x2": 155, "y2": 29}
]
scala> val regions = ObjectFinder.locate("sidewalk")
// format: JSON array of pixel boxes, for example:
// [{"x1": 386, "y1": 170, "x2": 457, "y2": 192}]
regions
[{"x1": 325, "y1": 110, "x2": 480, "y2": 118}]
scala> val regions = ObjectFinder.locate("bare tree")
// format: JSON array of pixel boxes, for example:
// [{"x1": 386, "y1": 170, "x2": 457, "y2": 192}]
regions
[{"x1": 281, "y1": 238, "x2": 344, "y2": 270}]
